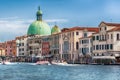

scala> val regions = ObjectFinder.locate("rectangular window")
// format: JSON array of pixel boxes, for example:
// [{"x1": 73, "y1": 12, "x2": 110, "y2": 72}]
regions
[
  {"x1": 107, "y1": 44, "x2": 109, "y2": 49},
  {"x1": 76, "y1": 42, "x2": 79, "y2": 50},
  {"x1": 84, "y1": 33, "x2": 87, "y2": 38},
  {"x1": 96, "y1": 45, "x2": 99, "y2": 50},
  {"x1": 22, "y1": 48, "x2": 24, "y2": 51},
  {"x1": 82, "y1": 48, "x2": 84, "y2": 53},
  {"x1": 93, "y1": 36, "x2": 95, "y2": 41},
  {"x1": 19, "y1": 43, "x2": 21, "y2": 46},
  {"x1": 100, "y1": 45, "x2": 101, "y2": 50},
  {"x1": 105, "y1": 45, "x2": 107, "y2": 49},
  {"x1": 64, "y1": 41, "x2": 69, "y2": 51},
  {"x1": 111, "y1": 34, "x2": 113, "y2": 39},
  {"x1": 110, "y1": 44, "x2": 113, "y2": 49},
  {"x1": 96, "y1": 36, "x2": 99, "y2": 40},
  {"x1": 76, "y1": 32, "x2": 79, "y2": 35},
  {"x1": 19, "y1": 49, "x2": 21, "y2": 52},
  {"x1": 81, "y1": 40, "x2": 84, "y2": 44},
  {"x1": 22, "y1": 53, "x2": 24, "y2": 55},
  {"x1": 102, "y1": 45, "x2": 104, "y2": 50},
  {"x1": 117, "y1": 34, "x2": 119, "y2": 40},
  {"x1": 22, "y1": 43, "x2": 24, "y2": 46}
]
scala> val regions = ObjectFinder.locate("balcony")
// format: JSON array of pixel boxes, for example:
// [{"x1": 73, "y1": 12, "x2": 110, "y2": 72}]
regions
[{"x1": 29, "y1": 43, "x2": 40, "y2": 46}]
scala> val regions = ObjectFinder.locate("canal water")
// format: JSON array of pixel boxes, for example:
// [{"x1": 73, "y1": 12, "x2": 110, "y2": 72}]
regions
[{"x1": 0, "y1": 63, "x2": 120, "y2": 80}]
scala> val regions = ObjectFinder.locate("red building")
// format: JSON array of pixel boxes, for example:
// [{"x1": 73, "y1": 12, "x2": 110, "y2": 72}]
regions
[
  {"x1": 42, "y1": 42, "x2": 50, "y2": 55},
  {"x1": 42, "y1": 37, "x2": 50, "y2": 58},
  {"x1": 0, "y1": 40, "x2": 16, "y2": 56}
]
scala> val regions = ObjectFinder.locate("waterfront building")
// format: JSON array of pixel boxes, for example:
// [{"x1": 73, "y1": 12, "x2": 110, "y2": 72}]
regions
[
  {"x1": 92, "y1": 21, "x2": 120, "y2": 63},
  {"x1": 1, "y1": 6, "x2": 120, "y2": 64},
  {"x1": 50, "y1": 25, "x2": 61, "y2": 60},
  {"x1": 59, "y1": 27, "x2": 92, "y2": 63},
  {"x1": 16, "y1": 35, "x2": 28, "y2": 57},
  {"x1": 27, "y1": 35, "x2": 42, "y2": 57},
  {"x1": 0, "y1": 48, "x2": 5, "y2": 56},
  {"x1": 79, "y1": 28, "x2": 99, "y2": 63},
  {"x1": 41, "y1": 36, "x2": 51, "y2": 60},
  {"x1": 27, "y1": 6, "x2": 51, "y2": 59},
  {"x1": 0, "y1": 40, "x2": 16, "y2": 57}
]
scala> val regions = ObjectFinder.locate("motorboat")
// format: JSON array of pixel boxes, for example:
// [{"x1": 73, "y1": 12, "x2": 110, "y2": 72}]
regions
[
  {"x1": 51, "y1": 60, "x2": 68, "y2": 66},
  {"x1": 36, "y1": 61, "x2": 51, "y2": 65},
  {"x1": 1, "y1": 61, "x2": 11, "y2": 65}
]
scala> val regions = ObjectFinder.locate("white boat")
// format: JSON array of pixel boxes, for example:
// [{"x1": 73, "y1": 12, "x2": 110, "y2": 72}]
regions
[
  {"x1": 1, "y1": 61, "x2": 11, "y2": 65},
  {"x1": 36, "y1": 61, "x2": 51, "y2": 65},
  {"x1": 51, "y1": 61, "x2": 68, "y2": 66},
  {"x1": 51, "y1": 61, "x2": 81, "y2": 66}
]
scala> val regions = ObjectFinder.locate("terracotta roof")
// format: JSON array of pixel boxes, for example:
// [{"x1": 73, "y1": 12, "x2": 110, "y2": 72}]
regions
[
  {"x1": 99, "y1": 21, "x2": 120, "y2": 27},
  {"x1": 61, "y1": 26, "x2": 99, "y2": 33},
  {"x1": 16, "y1": 35, "x2": 28, "y2": 39},
  {"x1": 107, "y1": 27, "x2": 120, "y2": 32}
]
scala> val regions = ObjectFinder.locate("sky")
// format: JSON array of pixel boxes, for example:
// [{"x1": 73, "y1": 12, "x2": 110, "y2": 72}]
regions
[{"x1": 0, "y1": 0, "x2": 120, "y2": 42}]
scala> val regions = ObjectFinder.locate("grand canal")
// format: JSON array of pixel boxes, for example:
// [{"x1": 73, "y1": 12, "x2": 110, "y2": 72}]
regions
[{"x1": 0, "y1": 63, "x2": 120, "y2": 80}]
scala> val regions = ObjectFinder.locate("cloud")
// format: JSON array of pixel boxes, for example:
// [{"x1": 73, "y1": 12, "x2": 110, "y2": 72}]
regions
[
  {"x1": 0, "y1": 17, "x2": 32, "y2": 41},
  {"x1": 0, "y1": 16, "x2": 19, "y2": 20},
  {"x1": 0, "y1": 17, "x2": 68, "y2": 42},
  {"x1": 45, "y1": 19, "x2": 68, "y2": 23}
]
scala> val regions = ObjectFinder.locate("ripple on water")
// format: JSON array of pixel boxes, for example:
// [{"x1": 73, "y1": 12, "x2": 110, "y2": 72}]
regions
[{"x1": 0, "y1": 64, "x2": 120, "y2": 80}]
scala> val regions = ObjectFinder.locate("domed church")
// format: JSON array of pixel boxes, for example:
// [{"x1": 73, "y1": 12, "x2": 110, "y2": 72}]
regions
[
  {"x1": 51, "y1": 25, "x2": 61, "y2": 34},
  {"x1": 27, "y1": 6, "x2": 51, "y2": 36}
]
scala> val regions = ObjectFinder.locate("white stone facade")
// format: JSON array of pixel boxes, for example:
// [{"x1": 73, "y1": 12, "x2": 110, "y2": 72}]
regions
[
  {"x1": 79, "y1": 29, "x2": 98, "y2": 56},
  {"x1": 92, "y1": 22, "x2": 120, "y2": 59},
  {"x1": 16, "y1": 35, "x2": 27, "y2": 57}
]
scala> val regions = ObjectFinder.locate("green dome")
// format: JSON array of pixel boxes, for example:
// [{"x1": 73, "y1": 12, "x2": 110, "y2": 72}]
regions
[
  {"x1": 37, "y1": 10, "x2": 42, "y2": 15},
  {"x1": 51, "y1": 25, "x2": 61, "y2": 34},
  {"x1": 27, "y1": 21, "x2": 51, "y2": 36}
]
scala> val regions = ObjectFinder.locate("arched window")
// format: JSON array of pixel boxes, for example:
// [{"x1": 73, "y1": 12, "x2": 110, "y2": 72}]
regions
[{"x1": 117, "y1": 34, "x2": 119, "y2": 40}]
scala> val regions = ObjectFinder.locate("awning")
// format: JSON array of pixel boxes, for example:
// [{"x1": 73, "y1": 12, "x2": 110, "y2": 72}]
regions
[
  {"x1": 92, "y1": 56, "x2": 115, "y2": 59},
  {"x1": 114, "y1": 54, "x2": 120, "y2": 57}
]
